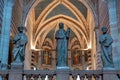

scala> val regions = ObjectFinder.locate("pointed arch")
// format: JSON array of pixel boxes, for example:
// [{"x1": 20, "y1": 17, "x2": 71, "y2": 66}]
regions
[{"x1": 34, "y1": 15, "x2": 88, "y2": 48}]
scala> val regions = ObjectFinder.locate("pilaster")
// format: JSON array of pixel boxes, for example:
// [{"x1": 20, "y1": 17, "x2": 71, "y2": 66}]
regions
[
  {"x1": 108, "y1": 0, "x2": 120, "y2": 69},
  {"x1": 0, "y1": 0, "x2": 14, "y2": 70}
]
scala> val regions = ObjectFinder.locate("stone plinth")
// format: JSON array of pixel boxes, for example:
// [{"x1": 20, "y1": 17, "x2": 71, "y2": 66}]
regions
[
  {"x1": 103, "y1": 70, "x2": 118, "y2": 80},
  {"x1": 11, "y1": 62, "x2": 23, "y2": 70},
  {"x1": 56, "y1": 66, "x2": 70, "y2": 80},
  {"x1": 9, "y1": 62, "x2": 23, "y2": 80}
]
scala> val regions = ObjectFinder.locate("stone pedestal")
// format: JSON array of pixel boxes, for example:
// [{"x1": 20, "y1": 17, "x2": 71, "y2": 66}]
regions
[
  {"x1": 56, "y1": 66, "x2": 70, "y2": 80},
  {"x1": 103, "y1": 70, "x2": 118, "y2": 80},
  {"x1": 9, "y1": 62, "x2": 23, "y2": 80},
  {"x1": 11, "y1": 62, "x2": 23, "y2": 69}
]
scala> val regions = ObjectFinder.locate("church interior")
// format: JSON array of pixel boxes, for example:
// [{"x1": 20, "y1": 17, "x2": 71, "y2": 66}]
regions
[
  {"x1": 12, "y1": 0, "x2": 97, "y2": 70},
  {"x1": 1, "y1": 0, "x2": 120, "y2": 80}
]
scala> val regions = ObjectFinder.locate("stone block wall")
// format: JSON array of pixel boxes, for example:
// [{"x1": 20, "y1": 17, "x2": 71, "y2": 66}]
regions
[
  {"x1": 11, "y1": 0, "x2": 23, "y2": 36},
  {"x1": 98, "y1": 0, "x2": 110, "y2": 32},
  {"x1": 118, "y1": 0, "x2": 120, "y2": 37}
]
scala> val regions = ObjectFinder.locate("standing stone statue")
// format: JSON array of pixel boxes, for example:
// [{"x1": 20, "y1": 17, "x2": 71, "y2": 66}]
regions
[
  {"x1": 12, "y1": 25, "x2": 28, "y2": 63},
  {"x1": 99, "y1": 26, "x2": 114, "y2": 69},
  {"x1": 55, "y1": 23, "x2": 70, "y2": 67}
]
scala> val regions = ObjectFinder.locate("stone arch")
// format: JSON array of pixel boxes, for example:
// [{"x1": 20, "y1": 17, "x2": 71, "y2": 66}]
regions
[
  {"x1": 23, "y1": 0, "x2": 99, "y2": 70},
  {"x1": 34, "y1": 15, "x2": 88, "y2": 48},
  {"x1": 23, "y1": 0, "x2": 98, "y2": 28}
]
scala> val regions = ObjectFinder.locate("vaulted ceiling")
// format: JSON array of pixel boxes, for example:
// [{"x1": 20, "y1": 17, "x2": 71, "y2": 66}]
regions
[{"x1": 25, "y1": 0, "x2": 96, "y2": 50}]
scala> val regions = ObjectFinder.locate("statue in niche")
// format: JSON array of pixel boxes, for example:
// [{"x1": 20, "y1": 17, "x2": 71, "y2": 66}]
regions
[
  {"x1": 55, "y1": 23, "x2": 70, "y2": 67},
  {"x1": 12, "y1": 25, "x2": 28, "y2": 63},
  {"x1": 44, "y1": 50, "x2": 51, "y2": 65},
  {"x1": 99, "y1": 26, "x2": 114, "y2": 69},
  {"x1": 73, "y1": 50, "x2": 80, "y2": 65}
]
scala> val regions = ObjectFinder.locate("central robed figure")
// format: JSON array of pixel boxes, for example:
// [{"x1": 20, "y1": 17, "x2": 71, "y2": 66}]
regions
[{"x1": 55, "y1": 23, "x2": 70, "y2": 67}]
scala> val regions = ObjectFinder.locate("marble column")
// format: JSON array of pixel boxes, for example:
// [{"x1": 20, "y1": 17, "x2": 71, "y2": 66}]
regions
[
  {"x1": 108, "y1": 0, "x2": 120, "y2": 70},
  {"x1": 95, "y1": 27, "x2": 103, "y2": 70},
  {"x1": 0, "y1": 0, "x2": 14, "y2": 70}
]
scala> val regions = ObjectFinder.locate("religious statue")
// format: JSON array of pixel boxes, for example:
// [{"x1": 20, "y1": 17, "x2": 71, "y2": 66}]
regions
[
  {"x1": 73, "y1": 50, "x2": 80, "y2": 65},
  {"x1": 55, "y1": 23, "x2": 70, "y2": 67},
  {"x1": 99, "y1": 26, "x2": 114, "y2": 69},
  {"x1": 12, "y1": 25, "x2": 28, "y2": 63},
  {"x1": 44, "y1": 50, "x2": 51, "y2": 65}
]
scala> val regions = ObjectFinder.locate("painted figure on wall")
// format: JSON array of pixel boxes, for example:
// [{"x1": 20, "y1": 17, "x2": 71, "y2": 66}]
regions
[
  {"x1": 99, "y1": 26, "x2": 114, "y2": 69},
  {"x1": 73, "y1": 50, "x2": 80, "y2": 65},
  {"x1": 12, "y1": 26, "x2": 28, "y2": 63},
  {"x1": 43, "y1": 50, "x2": 51, "y2": 65},
  {"x1": 55, "y1": 23, "x2": 70, "y2": 67}
]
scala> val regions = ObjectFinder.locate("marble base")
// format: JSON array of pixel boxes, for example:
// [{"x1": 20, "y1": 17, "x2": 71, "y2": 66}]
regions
[
  {"x1": 9, "y1": 62, "x2": 23, "y2": 80},
  {"x1": 103, "y1": 67, "x2": 116, "y2": 70},
  {"x1": 103, "y1": 73, "x2": 118, "y2": 80},
  {"x1": 56, "y1": 66, "x2": 70, "y2": 80},
  {"x1": 57, "y1": 66, "x2": 70, "y2": 70},
  {"x1": 11, "y1": 62, "x2": 23, "y2": 70},
  {"x1": 103, "y1": 70, "x2": 118, "y2": 80}
]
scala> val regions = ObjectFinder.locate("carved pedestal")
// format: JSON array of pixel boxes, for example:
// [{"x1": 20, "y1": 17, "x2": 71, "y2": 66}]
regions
[
  {"x1": 56, "y1": 67, "x2": 70, "y2": 80},
  {"x1": 9, "y1": 62, "x2": 23, "y2": 80}
]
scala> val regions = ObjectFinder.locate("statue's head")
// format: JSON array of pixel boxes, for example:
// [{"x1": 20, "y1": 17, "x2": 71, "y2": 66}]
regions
[
  {"x1": 59, "y1": 23, "x2": 64, "y2": 29},
  {"x1": 102, "y1": 26, "x2": 108, "y2": 34},
  {"x1": 18, "y1": 25, "x2": 27, "y2": 33}
]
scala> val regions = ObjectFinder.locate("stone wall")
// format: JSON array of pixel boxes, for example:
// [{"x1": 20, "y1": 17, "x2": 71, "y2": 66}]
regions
[
  {"x1": 11, "y1": 0, "x2": 23, "y2": 36},
  {"x1": 118, "y1": 0, "x2": 120, "y2": 37},
  {"x1": 98, "y1": 0, "x2": 110, "y2": 32}
]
